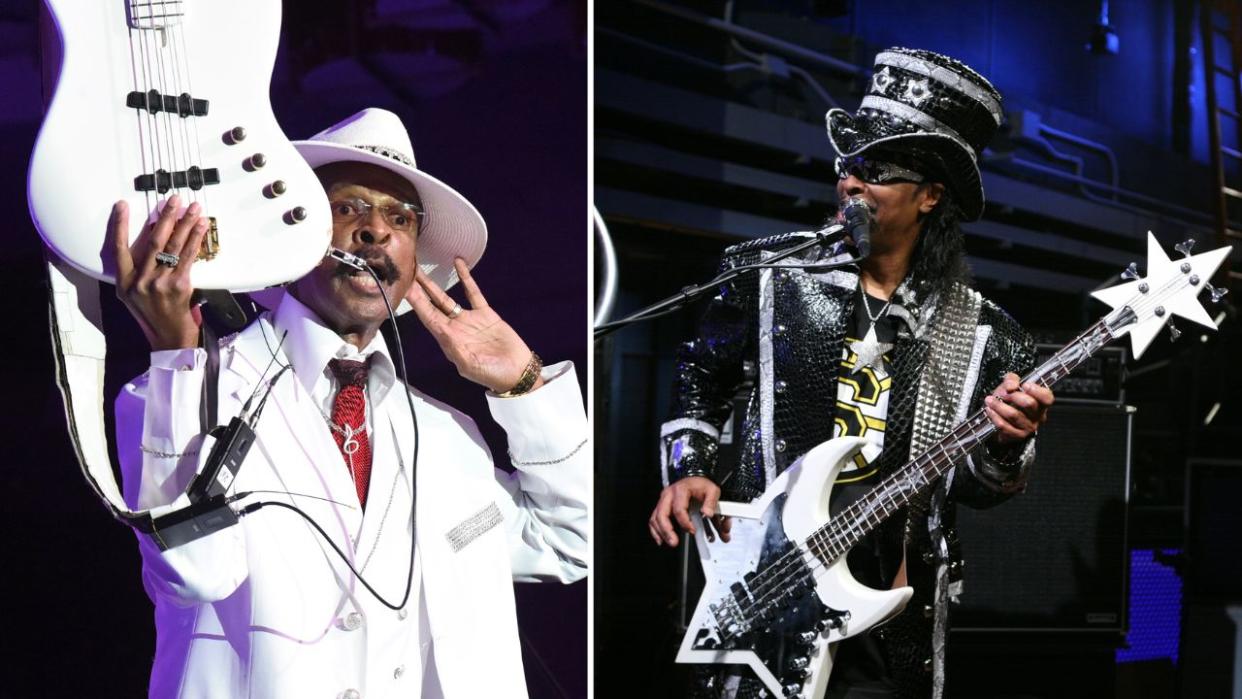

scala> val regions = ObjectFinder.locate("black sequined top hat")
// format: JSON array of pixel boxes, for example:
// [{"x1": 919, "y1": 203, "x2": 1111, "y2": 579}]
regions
[{"x1": 826, "y1": 47, "x2": 1003, "y2": 221}]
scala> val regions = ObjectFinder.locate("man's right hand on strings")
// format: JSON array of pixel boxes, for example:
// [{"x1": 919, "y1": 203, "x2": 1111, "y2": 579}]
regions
[{"x1": 649, "y1": 476, "x2": 732, "y2": 547}]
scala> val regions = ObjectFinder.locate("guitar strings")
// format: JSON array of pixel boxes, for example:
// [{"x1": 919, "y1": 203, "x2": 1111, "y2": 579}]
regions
[
  {"x1": 173, "y1": 5, "x2": 211, "y2": 227},
  {"x1": 718, "y1": 275, "x2": 1198, "y2": 633},
  {"x1": 167, "y1": 5, "x2": 197, "y2": 210},
  {"x1": 737, "y1": 277, "x2": 1189, "y2": 630},
  {"x1": 135, "y1": 9, "x2": 166, "y2": 228},
  {"x1": 151, "y1": 14, "x2": 182, "y2": 203},
  {"x1": 126, "y1": 15, "x2": 158, "y2": 225}
]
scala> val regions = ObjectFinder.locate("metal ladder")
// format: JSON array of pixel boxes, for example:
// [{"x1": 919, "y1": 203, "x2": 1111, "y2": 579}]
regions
[{"x1": 1200, "y1": 0, "x2": 1242, "y2": 287}]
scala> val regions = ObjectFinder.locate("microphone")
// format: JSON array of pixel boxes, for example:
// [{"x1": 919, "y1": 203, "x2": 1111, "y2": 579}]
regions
[
  {"x1": 842, "y1": 197, "x2": 873, "y2": 258},
  {"x1": 326, "y1": 247, "x2": 369, "y2": 271}
]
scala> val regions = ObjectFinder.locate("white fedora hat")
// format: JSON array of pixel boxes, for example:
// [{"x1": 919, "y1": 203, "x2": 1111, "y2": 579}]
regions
[{"x1": 251, "y1": 107, "x2": 487, "y2": 314}]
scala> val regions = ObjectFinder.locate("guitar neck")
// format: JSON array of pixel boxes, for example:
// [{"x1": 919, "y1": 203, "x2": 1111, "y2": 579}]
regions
[{"x1": 805, "y1": 309, "x2": 1130, "y2": 565}]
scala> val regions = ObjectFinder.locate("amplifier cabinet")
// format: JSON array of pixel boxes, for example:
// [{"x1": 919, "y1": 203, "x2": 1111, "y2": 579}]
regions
[{"x1": 953, "y1": 401, "x2": 1133, "y2": 633}]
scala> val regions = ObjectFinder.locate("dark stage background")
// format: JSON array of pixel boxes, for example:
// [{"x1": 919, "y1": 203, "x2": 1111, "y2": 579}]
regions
[
  {"x1": 595, "y1": 1, "x2": 1242, "y2": 697},
  {"x1": 0, "y1": 1, "x2": 586, "y2": 697}
]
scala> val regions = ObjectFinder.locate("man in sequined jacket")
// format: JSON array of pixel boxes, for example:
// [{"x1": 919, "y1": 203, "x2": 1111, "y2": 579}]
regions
[{"x1": 648, "y1": 49, "x2": 1055, "y2": 699}]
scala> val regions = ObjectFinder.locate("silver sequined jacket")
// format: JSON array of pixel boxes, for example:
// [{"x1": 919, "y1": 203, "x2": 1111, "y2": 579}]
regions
[{"x1": 662, "y1": 231, "x2": 1037, "y2": 698}]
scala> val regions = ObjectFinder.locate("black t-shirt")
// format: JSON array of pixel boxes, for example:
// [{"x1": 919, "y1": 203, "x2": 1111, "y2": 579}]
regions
[{"x1": 826, "y1": 287, "x2": 905, "y2": 692}]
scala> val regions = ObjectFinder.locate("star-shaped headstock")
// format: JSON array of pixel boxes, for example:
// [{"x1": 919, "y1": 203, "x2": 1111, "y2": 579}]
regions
[{"x1": 1090, "y1": 232, "x2": 1232, "y2": 359}]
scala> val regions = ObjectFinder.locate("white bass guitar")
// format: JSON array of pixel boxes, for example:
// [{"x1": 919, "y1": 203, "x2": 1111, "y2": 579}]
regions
[
  {"x1": 28, "y1": 0, "x2": 330, "y2": 291},
  {"x1": 677, "y1": 234, "x2": 1232, "y2": 698}
]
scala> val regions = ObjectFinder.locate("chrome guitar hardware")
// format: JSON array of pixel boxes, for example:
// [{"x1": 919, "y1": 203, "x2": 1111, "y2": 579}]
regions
[{"x1": 677, "y1": 233, "x2": 1232, "y2": 698}]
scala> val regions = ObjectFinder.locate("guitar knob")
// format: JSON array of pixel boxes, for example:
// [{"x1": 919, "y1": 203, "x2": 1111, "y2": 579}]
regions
[
  {"x1": 229, "y1": 126, "x2": 247, "y2": 142},
  {"x1": 285, "y1": 206, "x2": 308, "y2": 224},
  {"x1": 249, "y1": 153, "x2": 267, "y2": 169},
  {"x1": 1175, "y1": 238, "x2": 1195, "y2": 257},
  {"x1": 265, "y1": 180, "x2": 287, "y2": 198}
]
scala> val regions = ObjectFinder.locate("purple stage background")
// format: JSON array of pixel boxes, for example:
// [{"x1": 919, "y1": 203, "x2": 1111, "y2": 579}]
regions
[{"x1": 0, "y1": 2, "x2": 586, "y2": 696}]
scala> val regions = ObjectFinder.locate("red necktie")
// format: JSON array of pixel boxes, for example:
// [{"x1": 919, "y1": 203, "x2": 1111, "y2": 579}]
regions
[{"x1": 328, "y1": 358, "x2": 371, "y2": 508}]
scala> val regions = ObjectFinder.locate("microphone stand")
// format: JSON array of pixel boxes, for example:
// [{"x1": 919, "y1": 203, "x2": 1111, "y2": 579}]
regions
[{"x1": 593, "y1": 225, "x2": 861, "y2": 339}]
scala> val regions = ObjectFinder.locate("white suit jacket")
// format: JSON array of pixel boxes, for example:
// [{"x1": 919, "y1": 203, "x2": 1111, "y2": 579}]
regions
[{"x1": 115, "y1": 306, "x2": 588, "y2": 699}]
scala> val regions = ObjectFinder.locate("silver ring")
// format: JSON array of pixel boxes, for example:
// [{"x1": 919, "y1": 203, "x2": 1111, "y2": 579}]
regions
[
  {"x1": 154, "y1": 251, "x2": 180, "y2": 267},
  {"x1": 449, "y1": 303, "x2": 463, "y2": 319}
]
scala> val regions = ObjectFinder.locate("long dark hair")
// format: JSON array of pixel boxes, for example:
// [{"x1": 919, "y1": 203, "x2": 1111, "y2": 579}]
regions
[{"x1": 908, "y1": 184, "x2": 972, "y2": 301}]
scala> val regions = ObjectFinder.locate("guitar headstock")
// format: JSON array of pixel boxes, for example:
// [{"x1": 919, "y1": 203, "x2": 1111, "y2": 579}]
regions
[{"x1": 1090, "y1": 232, "x2": 1232, "y2": 359}]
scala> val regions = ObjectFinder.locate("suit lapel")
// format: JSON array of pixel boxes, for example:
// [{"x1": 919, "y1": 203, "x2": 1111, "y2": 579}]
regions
[{"x1": 226, "y1": 323, "x2": 364, "y2": 541}]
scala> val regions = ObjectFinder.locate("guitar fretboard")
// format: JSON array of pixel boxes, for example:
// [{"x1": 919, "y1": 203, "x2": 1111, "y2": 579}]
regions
[
  {"x1": 128, "y1": 0, "x2": 186, "y2": 30},
  {"x1": 804, "y1": 308, "x2": 1130, "y2": 565}
]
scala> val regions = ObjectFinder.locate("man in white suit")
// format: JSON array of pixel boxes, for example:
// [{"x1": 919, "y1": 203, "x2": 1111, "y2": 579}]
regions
[{"x1": 109, "y1": 108, "x2": 588, "y2": 698}]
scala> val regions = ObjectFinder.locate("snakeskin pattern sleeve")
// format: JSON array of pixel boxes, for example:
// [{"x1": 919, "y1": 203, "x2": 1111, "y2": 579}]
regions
[
  {"x1": 660, "y1": 250, "x2": 758, "y2": 485},
  {"x1": 951, "y1": 299, "x2": 1038, "y2": 508}
]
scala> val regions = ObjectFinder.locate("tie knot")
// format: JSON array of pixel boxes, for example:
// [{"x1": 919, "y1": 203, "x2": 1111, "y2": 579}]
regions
[{"x1": 328, "y1": 358, "x2": 369, "y2": 388}]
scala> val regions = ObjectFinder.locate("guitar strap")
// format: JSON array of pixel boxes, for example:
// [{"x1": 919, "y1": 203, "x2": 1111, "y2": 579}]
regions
[
  {"x1": 46, "y1": 254, "x2": 162, "y2": 531},
  {"x1": 903, "y1": 280, "x2": 983, "y2": 699},
  {"x1": 46, "y1": 253, "x2": 234, "y2": 538}
]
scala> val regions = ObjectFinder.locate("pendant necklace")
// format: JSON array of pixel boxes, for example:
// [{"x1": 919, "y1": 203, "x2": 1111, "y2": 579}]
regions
[{"x1": 850, "y1": 282, "x2": 895, "y2": 372}]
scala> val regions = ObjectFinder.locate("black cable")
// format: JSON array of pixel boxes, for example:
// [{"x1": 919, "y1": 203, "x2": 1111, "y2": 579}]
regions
[
  {"x1": 241, "y1": 261, "x2": 420, "y2": 611},
  {"x1": 236, "y1": 500, "x2": 410, "y2": 609}
]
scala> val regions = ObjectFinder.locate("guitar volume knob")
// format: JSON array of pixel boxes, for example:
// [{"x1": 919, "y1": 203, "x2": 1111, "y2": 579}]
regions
[
  {"x1": 230, "y1": 126, "x2": 246, "y2": 142},
  {"x1": 265, "y1": 180, "x2": 287, "y2": 198},
  {"x1": 248, "y1": 153, "x2": 267, "y2": 169},
  {"x1": 285, "y1": 206, "x2": 308, "y2": 224}
]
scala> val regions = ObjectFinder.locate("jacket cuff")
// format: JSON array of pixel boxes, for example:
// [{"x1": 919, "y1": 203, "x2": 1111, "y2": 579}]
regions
[
  {"x1": 969, "y1": 436, "x2": 1035, "y2": 493},
  {"x1": 486, "y1": 361, "x2": 586, "y2": 467},
  {"x1": 660, "y1": 419, "x2": 720, "y2": 487}
]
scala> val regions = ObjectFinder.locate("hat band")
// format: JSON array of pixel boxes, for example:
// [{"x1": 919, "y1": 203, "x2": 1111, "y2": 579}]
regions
[
  {"x1": 875, "y1": 51, "x2": 1002, "y2": 124},
  {"x1": 354, "y1": 144, "x2": 417, "y2": 168},
  {"x1": 858, "y1": 95, "x2": 978, "y2": 160}
]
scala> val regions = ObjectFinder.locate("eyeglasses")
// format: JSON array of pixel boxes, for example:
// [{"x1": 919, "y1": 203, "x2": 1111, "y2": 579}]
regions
[
  {"x1": 330, "y1": 197, "x2": 425, "y2": 233},
  {"x1": 834, "y1": 156, "x2": 925, "y2": 185}
]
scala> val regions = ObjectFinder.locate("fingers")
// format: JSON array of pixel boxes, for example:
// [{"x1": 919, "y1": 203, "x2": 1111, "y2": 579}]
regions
[
  {"x1": 110, "y1": 201, "x2": 133, "y2": 285},
  {"x1": 715, "y1": 515, "x2": 733, "y2": 543},
  {"x1": 415, "y1": 266, "x2": 459, "y2": 317},
  {"x1": 175, "y1": 218, "x2": 210, "y2": 276},
  {"x1": 454, "y1": 257, "x2": 489, "y2": 309},
  {"x1": 160, "y1": 201, "x2": 202, "y2": 271},
  {"x1": 700, "y1": 487, "x2": 721, "y2": 519},
  {"x1": 1022, "y1": 381, "x2": 1055, "y2": 408},
  {"x1": 405, "y1": 281, "x2": 450, "y2": 334},
  {"x1": 649, "y1": 489, "x2": 679, "y2": 547},
  {"x1": 671, "y1": 486, "x2": 695, "y2": 538},
  {"x1": 985, "y1": 389, "x2": 1043, "y2": 441},
  {"x1": 1000, "y1": 372, "x2": 1021, "y2": 393},
  {"x1": 139, "y1": 195, "x2": 186, "y2": 276}
]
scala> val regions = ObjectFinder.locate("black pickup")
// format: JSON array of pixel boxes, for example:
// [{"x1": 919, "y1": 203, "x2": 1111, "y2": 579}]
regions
[
  {"x1": 127, "y1": 89, "x2": 208, "y2": 117},
  {"x1": 134, "y1": 166, "x2": 220, "y2": 193}
]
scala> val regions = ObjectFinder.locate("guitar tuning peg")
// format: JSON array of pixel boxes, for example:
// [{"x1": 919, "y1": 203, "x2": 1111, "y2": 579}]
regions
[
  {"x1": 1175, "y1": 238, "x2": 1196, "y2": 257},
  {"x1": 1121, "y1": 262, "x2": 1140, "y2": 280},
  {"x1": 1206, "y1": 283, "x2": 1230, "y2": 303},
  {"x1": 1168, "y1": 321, "x2": 1182, "y2": 342}
]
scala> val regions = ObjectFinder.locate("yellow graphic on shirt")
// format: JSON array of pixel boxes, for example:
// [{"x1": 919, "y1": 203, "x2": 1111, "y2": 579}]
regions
[{"x1": 833, "y1": 336, "x2": 892, "y2": 482}]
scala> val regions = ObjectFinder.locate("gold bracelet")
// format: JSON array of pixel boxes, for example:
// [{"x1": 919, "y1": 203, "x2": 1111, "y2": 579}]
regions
[{"x1": 498, "y1": 352, "x2": 542, "y2": 397}]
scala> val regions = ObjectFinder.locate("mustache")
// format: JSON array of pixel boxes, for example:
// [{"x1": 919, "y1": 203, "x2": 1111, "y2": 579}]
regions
[{"x1": 331, "y1": 245, "x2": 401, "y2": 284}]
